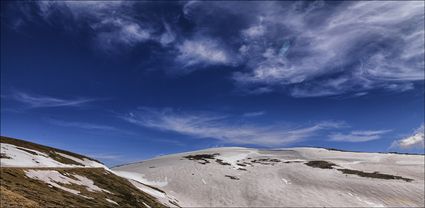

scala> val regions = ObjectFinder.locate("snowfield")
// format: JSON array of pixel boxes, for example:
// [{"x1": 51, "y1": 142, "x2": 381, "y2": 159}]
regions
[{"x1": 113, "y1": 147, "x2": 425, "y2": 207}]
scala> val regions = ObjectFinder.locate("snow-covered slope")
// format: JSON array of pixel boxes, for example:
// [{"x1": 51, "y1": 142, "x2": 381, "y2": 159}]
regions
[{"x1": 113, "y1": 147, "x2": 425, "y2": 207}]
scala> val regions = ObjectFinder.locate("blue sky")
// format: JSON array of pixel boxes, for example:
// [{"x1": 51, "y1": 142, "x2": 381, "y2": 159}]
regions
[{"x1": 1, "y1": 1, "x2": 424, "y2": 166}]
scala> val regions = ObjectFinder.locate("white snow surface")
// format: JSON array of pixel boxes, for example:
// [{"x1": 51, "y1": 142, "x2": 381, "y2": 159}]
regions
[
  {"x1": 112, "y1": 170, "x2": 179, "y2": 207},
  {"x1": 215, "y1": 148, "x2": 258, "y2": 168},
  {"x1": 113, "y1": 147, "x2": 425, "y2": 207},
  {"x1": 142, "y1": 202, "x2": 152, "y2": 208},
  {"x1": 56, "y1": 152, "x2": 106, "y2": 168},
  {"x1": 0, "y1": 142, "x2": 104, "y2": 168},
  {"x1": 25, "y1": 170, "x2": 110, "y2": 196},
  {"x1": 1, "y1": 143, "x2": 67, "y2": 167},
  {"x1": 113, "y1": 171, "x2": 168, "y2": 187},
  {"x1": 105, "y1": 198, "x2": 118, "y2": 205},
  {"x1": 126, "y1": 178, "x2": 179, "y2": 207}
]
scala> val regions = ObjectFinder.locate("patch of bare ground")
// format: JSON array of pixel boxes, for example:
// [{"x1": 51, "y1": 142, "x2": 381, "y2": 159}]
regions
[
  {"x1": 304, "y1": 160, "x2": 413, "y2": 182},
  {"x1": 338, "y1": 169, "x2": 413, "y2": 182},
  {"x1": 283, "y1": 160, "x2": 304, "y2": 164},
  {"x1": 305, "y1": 160, "x2": 337, "y2": 169},
  {"x1": 251, "y1": 158, "x2": 281, "y2": 165},
  {"x1": 1, "y1": 186, "x2": 39, "y2": 208},
  {"x1": 215, "y1": 159, "x2": 231, "y2": 166},
  {"x1": 183, "y1": 153, "x2": 219, "y2": 165}
]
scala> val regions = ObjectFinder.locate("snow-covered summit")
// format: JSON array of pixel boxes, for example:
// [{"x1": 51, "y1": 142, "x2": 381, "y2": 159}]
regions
[{"x1": 114, "y1": 147, "x2": 425, "y2": 207}]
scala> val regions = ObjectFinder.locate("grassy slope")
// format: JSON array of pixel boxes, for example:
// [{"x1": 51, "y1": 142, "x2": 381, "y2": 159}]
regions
[
  {"x1": 0, "y1": 136, "x2": 100, "y2": 166},
  {"x1": 0, "y1": 136, "x2": 168, "y2": 208},
  {"x1": 1, "y1": 168, "x2": 166, "y2": 208}
]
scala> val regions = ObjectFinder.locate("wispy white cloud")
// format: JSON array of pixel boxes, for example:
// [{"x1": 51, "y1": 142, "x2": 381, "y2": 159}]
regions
[
  {"x1": 93, "y1": 18, "x2": 152, "y2": 51},
  {"x1": 46, "y1": 118, "x2": 118, "y2": 131},
  {"x1": 242, "y1": 25, "x2": 266, "y2": 39},
  {"x1": 120, "y1": 107, "x2": 343, "y2": 146},
  {"x1": 390, "y1": 125, "x2": 424, "y2": 150},
  {"x1": 9, "y1": 1, "x2": 424, "y2": 97},
  {"x1": 183, "y1": 1, "x2": 424, "y2": 96},
  {"x1": 10, "y1": 92, "x2": 96, "y2": 108},
  {"x1": 159, "y1": 24, "x2": 175, "y2": 46},
  {"x1": 329, "y1": 129, "x2": 392, "y2": 142},
  {"x1": 176, "y1": 38, "x2": 236, "y2": 68},
  {"x1": 32, "y1": 1, "x2": 165, "y2": 51},
  {"x1": 242, "y1": 111, "x2": 265, "y2": 117}
]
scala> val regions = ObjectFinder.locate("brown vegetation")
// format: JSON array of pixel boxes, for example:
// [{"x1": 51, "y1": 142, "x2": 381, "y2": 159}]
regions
[{"x1": 0, "y1": 167, "x2": 167, "y2": 208}]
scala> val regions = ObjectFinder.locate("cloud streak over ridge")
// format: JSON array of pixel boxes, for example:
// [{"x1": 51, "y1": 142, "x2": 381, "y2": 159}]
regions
[{"x1": 120, "y1": 107, "x2": 344, "y2": 146}]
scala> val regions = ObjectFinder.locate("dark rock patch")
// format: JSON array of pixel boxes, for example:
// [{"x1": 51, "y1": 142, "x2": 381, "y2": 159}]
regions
[
  {"x1": 0, "y1": 153, "x2": 11, "y2": 159},
  {"x1": 183, "y1": 153, "x2": 219, "y2": 165},
  {"x1": 305, "y1": 161, "x2": 337, "y2": 169},
  {"x1": 339, "y1": 169, "x2": 413, "y2": 182},
  {"x1": 225, "y1": 175, "x2": 240, "y2": 180},
  {"x1": 215, "y1": 159, "x2": 231, "y2": 166},
  {"x1": 251, "y1": 158, "x2": 281, "y2": 165}
]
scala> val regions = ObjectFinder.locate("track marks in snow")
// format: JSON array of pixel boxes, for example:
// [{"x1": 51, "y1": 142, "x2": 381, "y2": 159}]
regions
[{"x1": 348, "y1": 192, "x2": 386, "y2": 207}]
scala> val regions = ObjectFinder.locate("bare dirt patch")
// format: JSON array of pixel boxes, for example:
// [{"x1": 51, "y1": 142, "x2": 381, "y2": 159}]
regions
[
  {"x1": 183, "y1": 153, "x2": 219, "y2": 165},
  {"x1": 305, "y1": 160, "x2": 337, "y2": 169},
  {"x1": 304, "y1": 160, "x2": 413, "y2": 182},
  {"x1": 215, "y1": 159, "x2": 231, "y2": 166}
]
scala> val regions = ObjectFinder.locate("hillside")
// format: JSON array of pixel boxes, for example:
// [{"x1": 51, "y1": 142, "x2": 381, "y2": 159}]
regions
[
  {"x1": 0, "y1": 136, "x2": 167, "y2": 208},
  {"x1": 2, "y1": 136, "x2": 424, "y2": 207},
  {"x1": 113, "y1": 147, "x2": 425, "y2": 207}
]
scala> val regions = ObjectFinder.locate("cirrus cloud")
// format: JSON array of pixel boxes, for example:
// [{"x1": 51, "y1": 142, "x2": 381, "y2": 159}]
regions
[
  {"x1": 8, "y1": 1, "x2": 424, "y2": 97},
  {"x1": 329, "y1": 129, "x2": 392, "y2": 142},
  {"x1": 119, "y1": 107, "x2": 343, "y2": 146},
  {"x1": 176, "y1": 37, "x2": 237, "y2": 68},
  {"x1": 9, "y1": 91, "x2": 97, "y2": 108}
]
